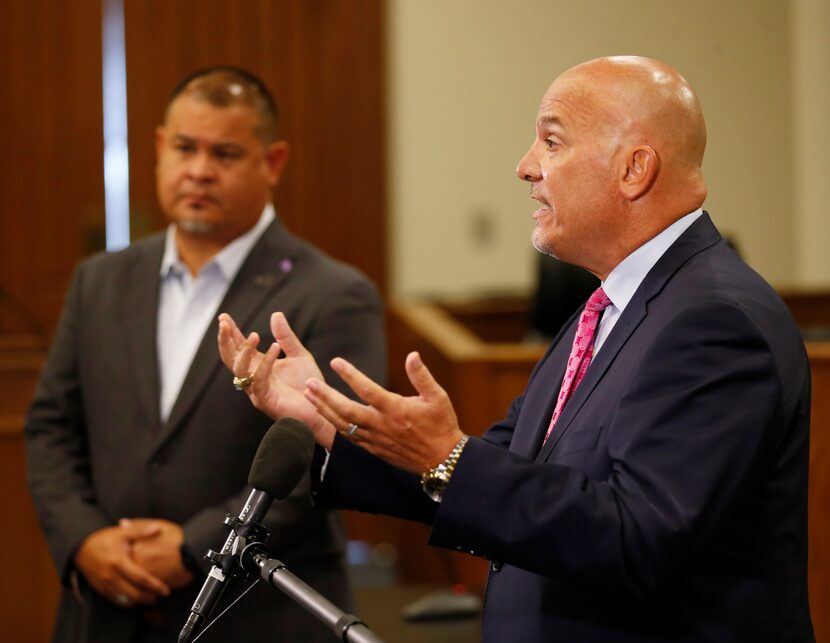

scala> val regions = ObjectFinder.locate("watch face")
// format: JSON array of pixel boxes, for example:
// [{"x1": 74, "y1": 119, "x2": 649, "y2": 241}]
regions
[
  {"x1": 424, "y1": 479, "x2": 443, "y2": 502},
  {"x1": 423, "y1": 470, "x2": 447, "y2": 501}
]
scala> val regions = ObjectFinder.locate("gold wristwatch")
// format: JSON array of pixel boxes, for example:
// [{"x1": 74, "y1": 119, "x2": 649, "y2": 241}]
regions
[{"x1": 420, "y1": 435, "x2": 469, "y2": 502}]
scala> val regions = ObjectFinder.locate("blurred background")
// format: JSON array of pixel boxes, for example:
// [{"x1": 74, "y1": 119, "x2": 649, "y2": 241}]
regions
[{"x1": 1, "y1": 1, "x2": 828, "y2": 641}]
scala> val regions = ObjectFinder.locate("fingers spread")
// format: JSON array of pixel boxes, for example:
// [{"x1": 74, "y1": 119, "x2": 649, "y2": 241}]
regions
[
  {"x1": 271, "y1": 312, "x2": 310, "y2": 357},
  {"x1": 218, "y1": 313, "x2": 246, "y2": 346},
  {"x1": 252, "y1": 343, "x2": 281, "y2": 397},
  {"x1": 305, "y1": 378, "x2": 373, "y2": 433},
  {"x1": 404, "y1": 352, "x2": 444, "y2": 399},
  {"x1": 307, "y1": 392, "x2": 352, "y2": 438},
  {"x1": 330, "y1": 358, "x2": 392, "y2": 410},
  {"x1": 233, "y1": 332, "x2": 261, "y2": 377},
  {"x1": 217, "y1": 319, "x2": 240, "y2": 370}
]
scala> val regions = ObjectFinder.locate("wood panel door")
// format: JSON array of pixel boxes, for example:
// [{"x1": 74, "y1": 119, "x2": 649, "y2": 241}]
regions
[{"x1": 0, "y1": 0, "x2": 105, "y2": 339}]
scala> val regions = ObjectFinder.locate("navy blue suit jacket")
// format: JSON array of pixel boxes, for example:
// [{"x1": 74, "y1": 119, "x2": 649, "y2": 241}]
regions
[{"x1": 318, "y1": 213, "x2": 814, "y2": 642}]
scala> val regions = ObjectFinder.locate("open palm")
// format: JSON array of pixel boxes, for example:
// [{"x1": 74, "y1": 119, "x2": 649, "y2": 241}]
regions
[{"x1": 218, "y1": 312, "x2": 335, "y2": 443}]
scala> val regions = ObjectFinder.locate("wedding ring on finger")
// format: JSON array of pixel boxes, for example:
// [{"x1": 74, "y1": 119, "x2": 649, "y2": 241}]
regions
[
  {"x1": 115, "y1": 593, "x2": 131, "y2": 607},
  {"x1": 345, "y1": 422, "x2": 359, "y2": 437},
  {"x1": 233, "y1": 373, "x2": 255, "y2": 391}
]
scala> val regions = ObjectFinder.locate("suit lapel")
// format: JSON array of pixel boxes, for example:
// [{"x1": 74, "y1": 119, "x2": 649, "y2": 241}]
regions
[
  {"x1": 509, "y1": 320, "x2": 574, "y2": 458},
  {"x1": 535, "y1": 297, "x2": 647, "y2": 461},
  {"x1": 156, "y1": 220, "x2": 299, "y2": 449},
  {"x1": 534, "y1": 212, "x2": 723, "y2": 462},
  {"x1": 121, "y1": 238, "x2": 165, "y2": 433}
]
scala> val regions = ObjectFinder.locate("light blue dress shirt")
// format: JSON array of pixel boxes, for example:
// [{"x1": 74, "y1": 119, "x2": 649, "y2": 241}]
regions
[
  {"x1": 594, "y1": 208, "x2": 704, "y2": 354},
  {"x1": 156, "y1": 205, "x2": 275, "y2": 422}
]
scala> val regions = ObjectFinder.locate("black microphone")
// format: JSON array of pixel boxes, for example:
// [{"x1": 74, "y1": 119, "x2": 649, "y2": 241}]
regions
[{"x1": 178, "y1": 417, "x2": 315, "y2": 643}]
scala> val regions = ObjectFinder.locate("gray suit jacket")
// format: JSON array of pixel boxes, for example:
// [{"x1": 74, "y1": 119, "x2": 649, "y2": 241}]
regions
[{"x1": 25, "y1": 218, "x2": 386, "y2": 642}]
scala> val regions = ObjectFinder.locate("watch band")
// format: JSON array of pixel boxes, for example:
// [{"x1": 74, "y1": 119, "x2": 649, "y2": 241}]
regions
[{"x1": 420, "y1": 435, "x2": 469, "y2": 502}]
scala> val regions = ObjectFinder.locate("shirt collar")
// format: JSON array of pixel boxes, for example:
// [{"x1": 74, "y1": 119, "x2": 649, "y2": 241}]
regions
[
  {"x1": 602, "y1": 208, "x2": 703, "y2": 312},
  {"x1": 159, "y1": 203, "x2": 276, "y2": 280}
]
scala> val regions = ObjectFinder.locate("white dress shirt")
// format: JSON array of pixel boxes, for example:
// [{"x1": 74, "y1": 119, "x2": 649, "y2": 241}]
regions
[
  {"x1": 156, "y1": 205, "x2": 275, "y2": 422},
  {"x1": 593, "y1": 208, "x2": 704, "y2": 354}
]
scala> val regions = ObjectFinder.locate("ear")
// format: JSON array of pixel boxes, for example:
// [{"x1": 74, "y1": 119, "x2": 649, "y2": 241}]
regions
[
  {"x1": 265, "y1": 141, "x2": 290, "y2": 187},
  {"x1": 620, "y1": 145, "x2": 659, "y2": 200}
]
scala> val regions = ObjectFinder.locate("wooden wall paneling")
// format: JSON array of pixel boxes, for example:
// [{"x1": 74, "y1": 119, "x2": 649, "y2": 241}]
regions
[
  {"x1": 123, "y1": 0, "x2": 386, "y2": 292},
  {"x1": 781, "y1": 290, "x2": 830, "y2": 335},
  {"x1": 0, "y1": 0, "x2": 105, "y2": 337},
  {"x1": 0, "y1": 350, "x2": 45, "y2": 416},
  {"x1": 0, "y1": 1, "x2": 103, "y2": 638},
  {"x1": 0, "y1": 419, "x2": 61, "y2": 643},
  {"x1": 287, "y1": 1, "x2": 387, "y2": 293}
]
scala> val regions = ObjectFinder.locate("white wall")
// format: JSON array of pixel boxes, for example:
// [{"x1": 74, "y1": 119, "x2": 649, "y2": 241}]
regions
[
  {"x1": 388, "y1": 0, "x2": 825, "y2": 299},
  {"x1": 793, "y1": 0, "x2": 830, "y2": 289}
]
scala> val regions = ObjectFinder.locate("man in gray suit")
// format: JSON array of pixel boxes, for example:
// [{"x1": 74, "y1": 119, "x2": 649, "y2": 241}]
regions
[{"x1": 25, "y1": 66, "x2": 386, "y2": 642}]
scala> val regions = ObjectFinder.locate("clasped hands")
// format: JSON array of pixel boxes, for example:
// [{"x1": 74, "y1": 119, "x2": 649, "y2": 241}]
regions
[
  {"x1": 217, "y1": 311, "x2": 464, "y2": 475},
  {"x1": 73, "y1": 518, "x2": 192, "y2": 608}
]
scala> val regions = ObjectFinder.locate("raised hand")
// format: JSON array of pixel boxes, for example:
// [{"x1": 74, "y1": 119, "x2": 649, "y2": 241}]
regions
[
  {"x1": 218, "y1": 311, "x2": 337, "y2": 447},
  {"x1": 304, "y1": 351, "x2": 464, "y2": 474}
]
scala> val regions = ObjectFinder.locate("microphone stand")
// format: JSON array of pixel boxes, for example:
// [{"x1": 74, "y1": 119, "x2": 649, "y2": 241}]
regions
[
  {"x1": 180, "y1": 511, "x2": 385, "y2": 643},
  {"x1": 239, "y1": 542, "x2": 385, "y2": 643}
]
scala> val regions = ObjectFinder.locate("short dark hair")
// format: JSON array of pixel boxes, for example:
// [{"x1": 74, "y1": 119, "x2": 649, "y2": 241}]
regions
[{"x1": 166, "y1": 66, "x2": 279, "y2": 143}]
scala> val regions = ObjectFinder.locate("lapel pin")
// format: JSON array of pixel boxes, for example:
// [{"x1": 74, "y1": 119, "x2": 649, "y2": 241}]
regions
[
  {"x1": 254, "y1": 274, "x2": 277, "y2": 288},
  {"x1": 279, "y1": 258, "x2": 294, "y2": 274}
]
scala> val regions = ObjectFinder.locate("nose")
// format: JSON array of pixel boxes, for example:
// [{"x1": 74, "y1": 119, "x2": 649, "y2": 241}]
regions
[
  {"x1": 186, "y1": 151, "x2": 216, "y2": 183},
  {"x1": 516, "y1": 145, "x2": 541, "y2": 183}
]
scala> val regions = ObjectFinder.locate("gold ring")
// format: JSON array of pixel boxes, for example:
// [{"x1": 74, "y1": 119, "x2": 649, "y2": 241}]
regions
[
  {"x1": 233, "y1": 373, "x2": 255, "y2": 391},
  {"x1": 346, "y1": 422, "x2": 359, "y2": 437}
]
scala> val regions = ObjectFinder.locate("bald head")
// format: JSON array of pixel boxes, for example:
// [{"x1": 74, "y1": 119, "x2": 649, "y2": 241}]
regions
[
  {"x1": 517, "y1": 56, "x2": 708, "y2": 278},
  {"x1": 562, "y1": 56, "x2": 707, "y2": 171}
]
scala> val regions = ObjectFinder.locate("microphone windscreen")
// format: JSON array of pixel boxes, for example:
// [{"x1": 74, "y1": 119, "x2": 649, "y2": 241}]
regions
[{"x1": 248, "y1": 417, "x2": 315, "y2": 499}]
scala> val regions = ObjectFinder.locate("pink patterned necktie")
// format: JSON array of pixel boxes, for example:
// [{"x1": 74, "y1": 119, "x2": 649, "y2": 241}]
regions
[{"x1": 543, "y1": 287, "x2": 612, "y2": 444}]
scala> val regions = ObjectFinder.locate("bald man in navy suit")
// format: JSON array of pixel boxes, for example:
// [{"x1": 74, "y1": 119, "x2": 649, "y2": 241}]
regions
[{"x1": 219, "y1": 56, "x2": 813, "y2": 642}]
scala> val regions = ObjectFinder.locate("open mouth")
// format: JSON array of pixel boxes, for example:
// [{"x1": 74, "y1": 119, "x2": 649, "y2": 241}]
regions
[{"x1": 531, "y1": 193, "x2": 551, "y2": 218}]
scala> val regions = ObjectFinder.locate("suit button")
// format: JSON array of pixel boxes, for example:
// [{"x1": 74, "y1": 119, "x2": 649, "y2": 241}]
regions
[{"x1": 491, "y1": 560, "x2": 503, "y2": 572}]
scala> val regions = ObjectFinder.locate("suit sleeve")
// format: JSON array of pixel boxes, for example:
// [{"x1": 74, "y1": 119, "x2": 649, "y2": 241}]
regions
[
  {"x1": 429, "y1": 301, "x2": 792, "y2": 596},
  {"x1": 24, "y1": 264, "x2": 111, "y2": 583}
]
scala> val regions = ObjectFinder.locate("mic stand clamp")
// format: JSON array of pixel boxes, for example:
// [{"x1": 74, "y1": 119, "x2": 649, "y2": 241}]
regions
[
  {"x1": 204, "y1": 515, "x2": 270, "y2": 579},
  {"x1": 178, "y1": 515, "x2": 270, "y2": 643}
]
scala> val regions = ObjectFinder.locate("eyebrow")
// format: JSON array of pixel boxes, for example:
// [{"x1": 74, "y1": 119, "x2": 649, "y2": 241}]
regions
[
  {"x1": 537, "y1": 115, "x2": 565, "y2": 129},
  {"x1": 172, "y1": 134, "x2": 244, "y2": 150}
]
